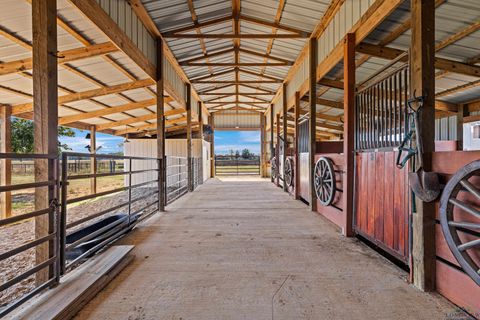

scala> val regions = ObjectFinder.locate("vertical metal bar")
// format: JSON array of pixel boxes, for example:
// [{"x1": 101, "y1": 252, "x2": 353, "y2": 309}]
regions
[
  {"x1": 53, "y1": 157, "x2": 60, "y2": 284},
  {"x1": 388, "y1": 76, "x2": 393, "y2": 147},
  {"x1": 381, "y1": 80, "x2": 386, "y2": 148},
  {"x1": 127, "y1": 158, "x2": 132, "y2": 225},
  {"x1": 404, "y1": 66, "x2": 409, "y2": 139},
  {"x1": 60, "y1": 153, "x2": 67, "y2": 275},
  {"x1": 394, "y1": 71, "x2": 398, "y2": 145},
  {"x1": 362, "y1": 92, "x2": 366, "y2": 149},
  {"x1": 370, "y1": 87, "x2": 374, "y2": 149},
  {"x1": 157, "y1": 159, "x2": 161, "y2": 212}
]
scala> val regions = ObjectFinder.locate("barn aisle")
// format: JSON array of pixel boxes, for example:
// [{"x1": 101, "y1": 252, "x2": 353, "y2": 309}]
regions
[{"x1": 75, "y1": 178, "x2": 455, "y2": 320}]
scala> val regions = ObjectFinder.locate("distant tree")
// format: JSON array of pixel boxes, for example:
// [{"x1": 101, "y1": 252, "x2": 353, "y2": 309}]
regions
[
  {"x1": 11, "y1": 118, "x2": 76, "y2": 153},
  {"x1": 235, "y1": 150, "x2": 240, "y2": 158},
  {"x1": 241, "y1": 148, "x2": 251, "y2": 159}
]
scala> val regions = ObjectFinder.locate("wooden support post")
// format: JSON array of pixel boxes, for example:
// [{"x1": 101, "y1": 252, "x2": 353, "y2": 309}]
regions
[
  {"x1": 282, "y1": 84, "x2": 288, "y2": 192},
  {"x1": 198, "y1": 101, "x2": 203, "y2": 185},
  {"x1": 411, "y1": 0, "x2": 436, "y2": 292},
  {"x1": 309, "y1": 37, "x2": 317, "y2": 212},
  {"x1": 0, "y1": 105, "x2": 12, "y2": 219},
  {"x1": 89, "y1": 126, "x2": 97, "y2": 195},
  {"x1": 456, "y1": 104, "x2": 468, "y2": 151},
  {"x1": 276, "y1": 113, "x2": 280, "y2": 187},
  {"x1": 260, "y1": 114, "x2": 266, "y2": 177},
  {"x1": 210, "y1": 114, "x2": 215, "y2": 178},
  {"x1": 343, "y1": 33, "x2": 355, "y2": 237},
  {"x1": 186, "y1": 84, "x2": 193, "y2": 191},
  {"x1": 270, "y1": 104, "x2": 274, "y2": 182},
  {"x1": 156, "y1": 38, "x2": 166, "y2": 211},
  {"x1": 32, "y1": 0, "x2": 58, "y2": 285},
  {"x1": 294, "y1": 92, "x2": 300, "y2": 200}
]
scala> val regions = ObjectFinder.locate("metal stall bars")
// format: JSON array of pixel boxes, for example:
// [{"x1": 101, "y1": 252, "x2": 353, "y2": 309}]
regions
[
  {"x1": 59, "y1": 152, "x2": 161, "y2": 273},
  {"x1": 166, "y1": 156, "x2": 188, "y2": 204},
  {"x1": 355, "y1": 53, "x2": 410, "y2": 151},
  {"x1": 0, "y1": 153, "x2": 60, "y2": 317}
]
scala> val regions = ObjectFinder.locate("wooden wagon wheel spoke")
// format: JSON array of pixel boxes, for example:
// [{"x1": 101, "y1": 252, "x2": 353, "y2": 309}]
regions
[
  {"x1": 460, "y1": 179, "x2": 480, "y2": 201},
  {"x1": 314, "y1": 157, "x2": 336, "y2": 206},
  {"x1": 440, "y1": 159, "x2": 480, "y2": 286}
]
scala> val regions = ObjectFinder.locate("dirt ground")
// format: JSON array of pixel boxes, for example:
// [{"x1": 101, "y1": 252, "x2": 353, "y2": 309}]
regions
[{"x1": 0, "y1": 181, "x2": 158, "y2": 307}]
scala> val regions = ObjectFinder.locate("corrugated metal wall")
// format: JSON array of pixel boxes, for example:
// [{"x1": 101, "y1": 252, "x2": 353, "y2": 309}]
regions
[
  {"x1": 124, "y1": 139, "x2": 209, "y2": 185},
  {"x1": 96, "y1": 0, "x2": 156, "y2": 65},
  {"x1": 317, "y1": 0, "x2": 373, "y2": 65},
  {"x1": 164, "y1": 55, "x2": 186, "y2": 103},
  {"x1": 287, "y1": 58, "x2": 308, "y2": 102},
  {"x1": 214, "y1": 113, "x2": 261, "y2": 129},
  {"x1": 435, "y1": 115, "x2": 457, "y2": 141}
]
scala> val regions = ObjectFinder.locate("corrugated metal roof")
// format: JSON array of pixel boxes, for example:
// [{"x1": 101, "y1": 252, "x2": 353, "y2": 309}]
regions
[{"x1": 140, "y1": 0, "x2": 329, "y2": 115}]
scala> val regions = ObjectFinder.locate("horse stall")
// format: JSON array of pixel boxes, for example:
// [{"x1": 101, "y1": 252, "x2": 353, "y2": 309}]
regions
[
  {"x1": 353, "y1": 61, "x2": 480, "y2": 314},
  {"x1": 295, "y1": 118, "x2": 346, "y2": 230}
]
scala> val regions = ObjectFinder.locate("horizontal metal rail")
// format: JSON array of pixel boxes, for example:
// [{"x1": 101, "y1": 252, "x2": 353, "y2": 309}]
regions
[
  {"x1": 66, "y1": 168, "x2": 158, "y2": 180},
  {"x1": 0, "y1": 150, "x2": 201, "y2": 315}
]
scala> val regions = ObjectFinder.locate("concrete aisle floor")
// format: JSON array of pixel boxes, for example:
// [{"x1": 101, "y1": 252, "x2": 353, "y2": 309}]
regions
[{"x1": 75, "y1": 177, "x2": 458, "y2": 320}]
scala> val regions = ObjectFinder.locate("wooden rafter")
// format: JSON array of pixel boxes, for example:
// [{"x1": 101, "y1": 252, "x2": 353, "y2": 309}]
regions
[
  {"x1": 116, "y1": 116, "x2": 188, "y2": 135},
  {"x1": 356, "y1": 42, "x2": 480, "y2": 78},
  {"x1": 13, "y1": 79, "x2": 155, "y2": 115},
  {"x1": 0, "y1": 42, "x2": 117, "y2": 76},
  {"x1": 96, "y1": 107, "x2": 185, "y2": 131}
]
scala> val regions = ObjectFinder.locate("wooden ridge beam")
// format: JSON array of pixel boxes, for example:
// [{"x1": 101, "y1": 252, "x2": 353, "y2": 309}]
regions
[
  {"x1": 184, "y1": 62, "x2": 289, "y2": 66},
  {"x1": 204, "y1": 101, "x2": 270, "y2": 105},
  {"x1": 356, "y1": 42, "x2": 480, "y2": 78},
  {"x1": 200, "y1": 92, "x2": 273, "y2": 96},
  {"x1": 13, "y1": 79, "x2": 155, "y2": 115},
  {"x1": 0, "y1": 42, "x2": 117, "y2": 76},
  {"x1": 163, "y1": 34, "x2": 307, "y2": 39},
  {"x1": 192, "y1": 80, "x2": 281, "y2": 84}
]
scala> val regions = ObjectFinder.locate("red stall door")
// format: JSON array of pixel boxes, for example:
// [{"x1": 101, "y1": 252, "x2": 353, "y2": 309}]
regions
[{"x1": 354, "y1": 151, "x2": 410, "y2": 263}]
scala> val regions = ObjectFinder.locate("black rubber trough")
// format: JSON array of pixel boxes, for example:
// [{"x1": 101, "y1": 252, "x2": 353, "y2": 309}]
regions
[{"x1": 66, "y1": 214, "x2": 138, "y2": 261}]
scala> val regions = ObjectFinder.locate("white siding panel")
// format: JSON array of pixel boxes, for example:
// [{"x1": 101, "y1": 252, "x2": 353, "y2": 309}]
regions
[{"x1": 124, "y1": 139, "x2": 207, "y2": 185}]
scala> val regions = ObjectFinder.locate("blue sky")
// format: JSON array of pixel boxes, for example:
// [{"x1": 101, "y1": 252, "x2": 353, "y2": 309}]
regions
[
  {"x1": 59, "y1": 129, "x2": 261, "y2": 155},
  {"x1": 59, "y1": 128, "x2": 124, "y2": 154},
  {"x1": 214, "y1": 130, "x2": 260, "y2": 155}
]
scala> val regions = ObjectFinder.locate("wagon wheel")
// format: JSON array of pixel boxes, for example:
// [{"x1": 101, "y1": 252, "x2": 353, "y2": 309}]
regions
[
  {"x1": 271, "y1": 157, "x2": 278, "y2": 179},
  {"x1": 284, "y1": 157, "x2": 294, "y2": 187},
  {"x1": 440, "y1": 160, "x2": 480, "y2": 286},
  {"x1": 314, "y1": 157, "x2": 336, "y2": 206}
]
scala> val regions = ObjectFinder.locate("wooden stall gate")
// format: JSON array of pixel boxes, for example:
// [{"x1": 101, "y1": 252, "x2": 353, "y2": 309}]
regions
[{"x1": 353, "y1": 62, "x2": 411, "y2": 264}]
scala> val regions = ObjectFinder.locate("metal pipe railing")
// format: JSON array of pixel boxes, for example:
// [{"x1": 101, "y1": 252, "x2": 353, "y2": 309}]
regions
[{"x1": 0, "y1": 150, "x2": 202, "y2": 316}]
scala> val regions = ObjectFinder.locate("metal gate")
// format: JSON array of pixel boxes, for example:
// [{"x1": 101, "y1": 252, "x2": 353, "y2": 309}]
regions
[{"x1": 214, "y1": 155, "x2": 260, "y2": 175}]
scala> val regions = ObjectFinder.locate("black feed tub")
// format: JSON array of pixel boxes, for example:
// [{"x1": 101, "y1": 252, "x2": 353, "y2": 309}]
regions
[{"x1": 65, "y1": 214, "x2": 138, "y2": 260}]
